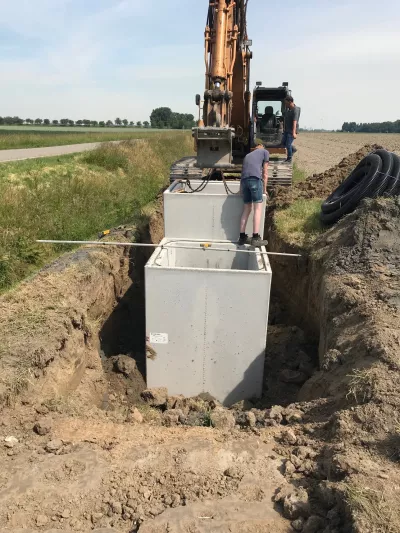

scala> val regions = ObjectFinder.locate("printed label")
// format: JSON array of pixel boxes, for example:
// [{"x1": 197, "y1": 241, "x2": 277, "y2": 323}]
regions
[{"x1": 149, "y1": 333, "x2": 169, "y2": 344}]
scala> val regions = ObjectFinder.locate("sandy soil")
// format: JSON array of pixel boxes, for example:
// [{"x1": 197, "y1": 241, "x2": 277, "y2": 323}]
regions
[{"x1": 294, "y1": 133, "x2": 400, "y2": 175}]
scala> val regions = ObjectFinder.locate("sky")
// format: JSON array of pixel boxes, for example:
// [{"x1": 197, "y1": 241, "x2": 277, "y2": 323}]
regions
[{"x1": 1, "y1": 0, "x2": 400, "y2": 130}]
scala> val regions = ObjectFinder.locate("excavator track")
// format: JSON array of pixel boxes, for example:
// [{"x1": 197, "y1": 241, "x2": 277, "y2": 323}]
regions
[
  {"x1": 170, "y1": 157, "x2": 204, "y2": 183},
  {"x1": 170, "y1": 157, "x2": 292, "y2": 187},
  {"x1": 268, "y1": 159, "x2": 293, "y2": 188}
]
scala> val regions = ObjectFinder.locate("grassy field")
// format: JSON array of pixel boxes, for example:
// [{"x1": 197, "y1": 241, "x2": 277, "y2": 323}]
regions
[
  {"x1": 0, "y1": 134, "x2": 193, "y2": 291},
  {"x1": 0, "y1": 127, "x2": 185, "y2": 150}
]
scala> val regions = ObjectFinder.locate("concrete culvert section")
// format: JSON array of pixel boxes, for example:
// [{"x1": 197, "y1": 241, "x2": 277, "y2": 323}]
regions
[
  {"x1": 145, "y1": 239, "x2": 272, "y2": 405},
  {"x1": 164, "y1": 180, "x2": 267, "y2": 240}
]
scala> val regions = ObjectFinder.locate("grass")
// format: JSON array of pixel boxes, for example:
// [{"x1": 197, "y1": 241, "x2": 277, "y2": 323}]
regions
[
  {"x1": 274, "y1": 198, "x2": 324, "y2": 247},
  {"x1": 0, "y1": 128, "x2": 186, "y2": 150},
  {"x1": 0, "y1": 134, "x2": 193, "y2": 292},
  {"x1": 293, "y1": 163, "x2": 307, "y2": 184},
  {"x1": 346, "y1": 368, "x2": 377, "y2": 404},
  {"x1": 345, "y1": 484, "x2": 400, "y2": 533}
]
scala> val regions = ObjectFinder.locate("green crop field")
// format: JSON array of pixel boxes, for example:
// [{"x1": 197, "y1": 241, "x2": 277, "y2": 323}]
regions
[{"x1": 0, "y1": 126, "x2": 180, "y2": 150}]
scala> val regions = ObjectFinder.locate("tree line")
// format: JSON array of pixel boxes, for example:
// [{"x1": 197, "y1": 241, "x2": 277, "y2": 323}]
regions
[
  {"x1": 0, "y1": 116, "x2": 150, "y2": 128},
  {"x1": 342, "y1": 120, "x2": 400, "y2": 133},
  {"x1": 0, "y1": 108, "x2": 196, "y2": 130}
]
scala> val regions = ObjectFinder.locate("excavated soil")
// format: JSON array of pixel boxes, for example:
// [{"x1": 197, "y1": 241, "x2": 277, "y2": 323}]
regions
[
  {"x1": 273, "y1": 144, "x2": 383, "y2": 209},
  {"x1": 0, "y1": 149, "x2": 400, "y2": 532}
]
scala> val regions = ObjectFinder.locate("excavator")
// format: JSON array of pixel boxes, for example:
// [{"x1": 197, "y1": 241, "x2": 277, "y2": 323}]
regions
[{"x1": 170, "y1": 0, "x2": 294, "y2": 187}]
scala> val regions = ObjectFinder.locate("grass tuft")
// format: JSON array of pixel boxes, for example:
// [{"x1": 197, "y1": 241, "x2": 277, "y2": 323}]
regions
[
  {"x1": 345, "y1": 484, "x2": 400, "y2": 533},
  {"x1": 346, "y1": 368, "x2": 377, "y2": 404},
  {"x1": 274, "y1": 198, "x2": 324, "y2": 247},
  {"x1": 82, "y1": 142, "x2": 130, "y2": 171}
]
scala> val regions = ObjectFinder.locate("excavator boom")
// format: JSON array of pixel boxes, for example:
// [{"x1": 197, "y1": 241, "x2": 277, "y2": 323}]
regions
[{"x1": 193, "y1": 0, "x2": 252, "y2": 168}]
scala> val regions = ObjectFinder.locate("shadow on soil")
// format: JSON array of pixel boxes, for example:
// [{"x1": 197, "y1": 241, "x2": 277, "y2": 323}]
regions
[{"x1": 99, "y1": 245, "x2": 152, "y2": 403}]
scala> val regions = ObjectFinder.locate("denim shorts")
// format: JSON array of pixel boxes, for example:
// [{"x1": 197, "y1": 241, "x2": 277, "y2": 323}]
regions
[{"x1": 241, "y1": 177, "x2": 263, "y2": 204}]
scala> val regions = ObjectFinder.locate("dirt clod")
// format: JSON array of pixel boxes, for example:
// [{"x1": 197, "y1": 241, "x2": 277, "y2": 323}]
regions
[
  {"x1": 210, "y1": 408, "x2": 236, "y2": 430},
  {"x1": 282, "y1": 488, "x2": 310, "y2": 520},
  {"x1": 126, "y1": 407, "x2": 143, "y2": 424},
  {"x1": 113, "y1": 354, "x2": 137, "y2": 377},
  {"x1": 45, "y1": 439, "x2": 63, "y2": 453},
  {"x1": 141, "y1": 387, "x2": 168, "y2": 407},
  {"x1": 33, "y1": 417, "x2": 52, "y2": 435},
  {"x1": 291, "y1": 517, "x2": 305, "y2": 531},
  {"x1": 280, "y1": 428, "x2": 298, "y2": 445},
  {"x1": 36, "y1": 514, "x2": 49, "y2": 526},
  {"x1": 302, "y1": 515, "x2": 326, "y2": 533},
  {"x1": 162, "y1": 409, "x2": 184, "y2": 427},
  {"x1": 4, "y1": 436, "x2": 18, "y2": 448}
]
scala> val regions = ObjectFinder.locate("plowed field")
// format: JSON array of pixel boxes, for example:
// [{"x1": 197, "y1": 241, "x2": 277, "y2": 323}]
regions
[{"x1": 295, "y1": 133, "x2": 400, "y2": 175}]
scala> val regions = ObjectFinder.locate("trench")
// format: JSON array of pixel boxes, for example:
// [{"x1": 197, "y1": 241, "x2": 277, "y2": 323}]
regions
[{"x1": 96, "y1": 213, "x2": 320, "y2": 412}]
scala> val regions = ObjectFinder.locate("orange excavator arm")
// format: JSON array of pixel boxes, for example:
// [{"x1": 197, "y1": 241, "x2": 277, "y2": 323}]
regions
[{"x1": 194, "y1": 0, "x2": 253, "y2": 168}]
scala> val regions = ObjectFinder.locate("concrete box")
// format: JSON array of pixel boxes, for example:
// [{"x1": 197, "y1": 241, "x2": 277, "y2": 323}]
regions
[
  {"x1": 145, "y1": 238, "x2": 272, "y2": 406},
  {"x1": 164, "y1": 181, "x2": 266, "y2": 241}
]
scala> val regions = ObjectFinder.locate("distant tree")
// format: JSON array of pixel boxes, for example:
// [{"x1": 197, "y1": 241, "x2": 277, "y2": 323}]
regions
[
  {"x1": 115, "y1": 117, "x2": 122, "y2": 126},
  {"x1": 35, "y1": 118, "x2": 43, "y2": 125},
  {"x1": 136, "y1": 121, "x2": 142, "y2": 127},
  {"x1": 43, "y1": 119, "x2": 50, "y2": 125},
  {"x1": 25, "y1": 118, "x2": 33, "y2": 124},
  {"x1": 129, "y1": 121, "x2": 134, "y2": 127},
  {"x1": 150, "y1": 107, "x2": 195, "y2": 129},
  {"x1": 106, "y1": 120, "x2": 114, "y2": 126},
  {"x1": 143, "y1": 120, "x2": 150, "y2": 128},
  {"x1": 82, "y1": 119, "x2": 90, "y2": 127},
  {"x1": 68, "y1": 119, "x2": 75, "y2": 126},
  {"x1": 60, "y1": 119, "x2": 69, "y2": 126},
  {"x1": 76, "y1": 120, "x2": 83, "y2": 126},
  {"x1": 122, "y1": 119, "x2": 128, "y2": 127},
  {"x1": 0, "y1": 117, "x2": 4, "y2": 125},
  {"x1": 52, "y1": 119, "x2": 59, "y2": 125},
  {"x1": 150, "y1": 107, "x2": 172, "y2": 129},
  {"x1": 99, "y1": 121, "x2": 106, "y2": 127},
  {"x1": 90, "y1": 120, "x2": 98, "y2": 127},
  {"x1": 3, "y1": 116, "x2": 13, "y2": 124}
]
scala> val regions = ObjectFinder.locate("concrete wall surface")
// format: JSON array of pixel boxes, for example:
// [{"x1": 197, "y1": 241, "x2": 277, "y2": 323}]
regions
[
  {"x1": 145, "y1": 239, "x2": 272, "y2": 405},
  {"x1": 164, "y1": 181, "x2": 266, "y2": 242}
]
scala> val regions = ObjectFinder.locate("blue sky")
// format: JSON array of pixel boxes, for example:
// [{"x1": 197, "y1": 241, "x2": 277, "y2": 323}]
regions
[{"x1": 1, "y1": 0, "x2": 399, "y2": 129}]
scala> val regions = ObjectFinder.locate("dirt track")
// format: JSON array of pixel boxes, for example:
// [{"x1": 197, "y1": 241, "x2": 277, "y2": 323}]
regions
[
  {"x1": 295, "y1": 133, "x2": 400, "y2": 175},
  {"x1": 0, "y1": 140, "x2": 123, "y2": 163}
]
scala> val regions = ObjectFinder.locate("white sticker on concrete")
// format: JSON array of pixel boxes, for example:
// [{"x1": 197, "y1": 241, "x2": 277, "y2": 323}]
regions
[{"x1": 149, "y1": 333, "x2": 169, "y2": 344}]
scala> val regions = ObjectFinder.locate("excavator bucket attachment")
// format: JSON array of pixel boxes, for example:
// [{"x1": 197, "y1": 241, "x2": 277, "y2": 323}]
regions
[{"x1": 193, "y1": 127, "x2": 235, "y2": 169}]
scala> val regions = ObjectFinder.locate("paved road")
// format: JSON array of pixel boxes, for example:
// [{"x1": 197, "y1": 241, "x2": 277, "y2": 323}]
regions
[{"x1": 0, "y1": 141, "x2": 117, "y2": 163}]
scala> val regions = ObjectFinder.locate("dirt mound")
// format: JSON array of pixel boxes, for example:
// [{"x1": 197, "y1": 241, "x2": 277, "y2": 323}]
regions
[
  {"x1": 274, "y1": 144, "x2": 384, "y2": 208},
  {"x1": 269, "y1": 196, "x2": 400, "y2": 533}
]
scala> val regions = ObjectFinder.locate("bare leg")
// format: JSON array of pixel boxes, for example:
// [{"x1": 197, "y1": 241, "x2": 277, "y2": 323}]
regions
[
  {"x1": 253, "y1": 203, "x2": 263, "y2": 235},
  {"x1": 240, "y1": 203, "x2": 252, "y2": 233}
]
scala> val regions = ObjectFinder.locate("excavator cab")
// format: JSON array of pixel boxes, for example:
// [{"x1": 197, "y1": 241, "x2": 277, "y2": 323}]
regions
[{"x1": 251, "y1": 83, "x2": 291, "y2": 154}]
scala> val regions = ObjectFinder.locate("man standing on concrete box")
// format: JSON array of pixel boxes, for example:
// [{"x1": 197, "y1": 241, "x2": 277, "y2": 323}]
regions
[{"x1": 238, "y1": 143, "x2": 269, "y2": 247}]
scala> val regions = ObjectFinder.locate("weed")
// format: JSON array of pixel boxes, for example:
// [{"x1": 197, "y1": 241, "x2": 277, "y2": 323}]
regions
[{"x1": 346, "y1": 368, "x2": 377, "y2": 404}]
